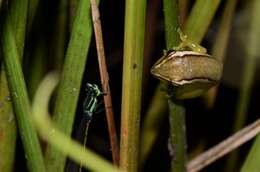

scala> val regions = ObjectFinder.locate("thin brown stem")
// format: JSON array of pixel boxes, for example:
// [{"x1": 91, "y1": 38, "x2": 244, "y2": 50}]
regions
[
  {"x1": 90, "y1": 0, "x2": 120, "y2": 165},
  {"x1": 187, "y1": 118, "x2": 260, "y2": 172}
]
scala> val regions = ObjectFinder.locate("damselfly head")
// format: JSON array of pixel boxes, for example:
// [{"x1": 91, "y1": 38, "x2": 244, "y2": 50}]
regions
[{"x1": 85, "y1": 83, "x2": 102, "y2": 97}]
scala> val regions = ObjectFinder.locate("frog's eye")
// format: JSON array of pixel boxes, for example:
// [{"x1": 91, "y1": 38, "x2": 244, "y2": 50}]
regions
[{"x1": 151, "y1": 51, "x2": 223, "y2": 99}]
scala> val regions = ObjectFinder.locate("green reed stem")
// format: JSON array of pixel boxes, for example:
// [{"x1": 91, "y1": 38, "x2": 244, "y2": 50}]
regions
[
  {"x1": 163, "y1": 0, "x2": 187, "y2": 172},
  {"x1": 168, "y1": 100, "x2": 186, "y2": 172},
  {"x1": 0, "y1": 0, "x2": 45, "y2": 171},
  {"x1": 44, "y1": 0, "x2": 98, "y2": 171},
  {"x1": 0, "y1": 0, "x2": 30, "y2": 170},
  {"x1": 120, "y1": 0, "x2": 146, "y2": 171},
  {"x1": 164, "y1": 0, "x2": 180, "y2": 48},
  {"x1": 9, "y1": 0, "x2": 28, "y2": 57},
  {"x1": 1, "y1": 14, "x2": 45, "y2": 172}
]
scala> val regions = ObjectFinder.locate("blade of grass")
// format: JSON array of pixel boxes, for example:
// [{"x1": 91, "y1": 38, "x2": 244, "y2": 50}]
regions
[
  {"x1": 27, "y1": 40, "x2": 47, "y2": 97},
  {"x1": 26, "y1": 0, "x2": 44, "y2": 98},
  {"x1": 53, "y1": 0, "x2": 68, "y2": 70},
  {"x1": 203, "y1": 0, "x2": 239, "y2": 170},
  {"x1": 0, "y1": 0, "x2": 28, "y2": 170},
  {"x1": 0, "y1": 0, "x2": 42, "y2": 171},
  {"x1": 32, "y1": 72, "x2": 121, "y2": 172},
  {"x1": 240, "y1": 0, "x2": 260, "y2": 171},
  {"x1": 120, "y1": 0, "x2": 146, "y2": 171},
  {"x1": 140, "y1": 84, "x2": 168, "y2": 164},
  {"x1": 241, "y1": 136, "x2": 260, "y2": 172},
  {"x1": 184, "y1": 0, "x2": 221, "y2": 42},
  {"x1": 205, "y1": 0, "x2": 237, "y2": 108},
  {"x1": 28, "y1": 0, "x2": 39, "y2": 30},
  {"x1": 9, "y1": 0, "x2": 28, "y2": 57},
  {"x1": 227, "y1": 2, "x2": 258, "y2": 171},
  {"x1": 141, "y1": 0, "x2": 222, "y2": 162},
  {"x1": 44, "y1": 0, "x2": 99, "y2": 171},
  {"x1": 90, "y1": 0, "x2": 119, "y2": 165},
  {"x1": 1, "y1": 13, "x2": 45, "y2": 172}
]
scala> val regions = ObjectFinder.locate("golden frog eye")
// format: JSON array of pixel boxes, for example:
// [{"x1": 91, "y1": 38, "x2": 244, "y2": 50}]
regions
[{"x1": 151, "y1": 51, "x2": 223, "y2": 99}]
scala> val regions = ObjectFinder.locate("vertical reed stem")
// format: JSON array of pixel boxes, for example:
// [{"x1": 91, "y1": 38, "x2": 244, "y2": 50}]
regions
[{"x1": 120, "y1": 0, "x2": 146, "y2": 171}]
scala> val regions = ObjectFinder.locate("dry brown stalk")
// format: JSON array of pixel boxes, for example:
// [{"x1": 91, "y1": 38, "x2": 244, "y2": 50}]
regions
[{"x1": 90, "y1": 0, "x2": 120, "y2": 165}]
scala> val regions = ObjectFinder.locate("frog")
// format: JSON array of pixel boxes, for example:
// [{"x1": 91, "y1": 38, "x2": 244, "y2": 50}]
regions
[{"x1": 151, "y1": 29, "x2": 223, "y2": 99}]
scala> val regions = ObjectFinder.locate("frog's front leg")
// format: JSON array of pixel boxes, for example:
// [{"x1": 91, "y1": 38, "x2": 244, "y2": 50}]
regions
[{"x1": 173, "y1": 28, "x2": 207, "y2": 54}]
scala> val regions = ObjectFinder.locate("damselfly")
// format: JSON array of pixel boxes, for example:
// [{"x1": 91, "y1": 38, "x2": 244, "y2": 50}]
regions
[
  {"x1": 79, "y1": 83, "x2": 102, "y2": 172},
  {"x1": 83, "y1": 83, "x2": 102, "y2": 121}
]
